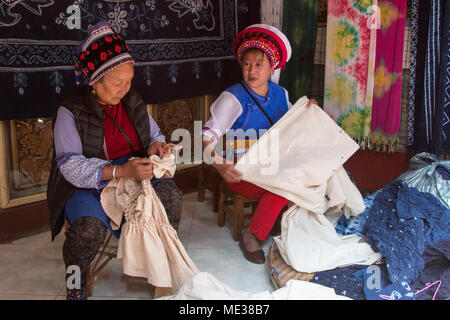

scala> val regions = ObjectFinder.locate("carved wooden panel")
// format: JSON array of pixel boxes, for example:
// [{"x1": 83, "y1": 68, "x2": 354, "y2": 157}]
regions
[
  {"x1": 9, "y1": 118, "x2": 53, "y2": 191},
  {"x1": 156, "y1": 97, "x2": 200, "y2": 140},
  {"x1": 152, "y1": 97, "x2": 201, "y2": 163}
]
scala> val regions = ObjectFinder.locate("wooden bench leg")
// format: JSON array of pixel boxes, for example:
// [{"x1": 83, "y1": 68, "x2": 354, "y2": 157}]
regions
[
  {"x1": 233, "y1": 196, "x2": 244, "y2": 241},
  {"x1": 154, "y1": 287, "x2": 172, "y2": 298},
  {"x1": 198, "y1": 165, "x2": 205, "y2": 202},
  {"x1": 218, "y1": 183, "x2": 226, "y2": 227},
  {"x1": 212, "y1": 187, "x2": 220, "y2": 213}
]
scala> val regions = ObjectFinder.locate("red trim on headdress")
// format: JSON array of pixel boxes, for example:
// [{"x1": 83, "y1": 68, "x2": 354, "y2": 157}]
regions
[{"x1": 233, "y1": 27, "x2": 288, "y2": 70}]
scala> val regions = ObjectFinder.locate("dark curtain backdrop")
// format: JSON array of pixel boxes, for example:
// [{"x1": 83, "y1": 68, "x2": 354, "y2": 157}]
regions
[{"x1": 279, "y1": 0, "x2": 319, "y2": 104}]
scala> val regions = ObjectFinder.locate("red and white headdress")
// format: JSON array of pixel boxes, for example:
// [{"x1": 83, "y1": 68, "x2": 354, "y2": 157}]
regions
[{"x1": 233, "y1": 24, "x2": 292, "y2": 70}]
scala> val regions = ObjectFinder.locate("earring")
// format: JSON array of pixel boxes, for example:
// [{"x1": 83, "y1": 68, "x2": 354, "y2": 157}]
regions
[{"x1": 91, "y1": 87, "x2": 97, "y2": 96}]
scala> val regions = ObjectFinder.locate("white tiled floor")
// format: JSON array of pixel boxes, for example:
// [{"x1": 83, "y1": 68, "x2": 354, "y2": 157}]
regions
[{"x1": 0, "y1": 191, "x2": 274, "y2": 300}]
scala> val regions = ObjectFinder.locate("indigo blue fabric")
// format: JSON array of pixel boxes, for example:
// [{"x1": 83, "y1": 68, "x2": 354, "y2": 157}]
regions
[
  {"x1": 357, "y1": 264, "x2": 415, "y2": 300},
  {"x1": 410, "y1": 239, "x2": 450, "y2": 300},
  {"x1": 310, "y1": 265, "x2": 367, "y2": 300},
  {"x1": 363, "y1": 180, "x2": 450, "y2": 285},
  {"x1": 335, "y1": 191, "x2": 379, "y2": 237}
]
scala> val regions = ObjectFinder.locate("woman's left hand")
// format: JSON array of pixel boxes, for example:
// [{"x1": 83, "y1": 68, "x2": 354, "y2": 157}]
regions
[{"x1": 147, "y1": 142, "x2": 173, "y2": 158}]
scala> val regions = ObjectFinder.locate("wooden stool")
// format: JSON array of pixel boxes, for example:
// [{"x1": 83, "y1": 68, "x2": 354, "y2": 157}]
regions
[
  {"x1": 218, "y1": 180, "x2": 258, "y2": 241},
  {"x1": 64, "y1": 219, "x2": 117, "y2": 297},
  {"x1": 197, "y1": 163, "x2": 222, "y2": 212}
]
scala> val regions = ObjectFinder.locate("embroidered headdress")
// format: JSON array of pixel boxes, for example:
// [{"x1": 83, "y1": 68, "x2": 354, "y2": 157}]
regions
[
  {"x1": 233, "y1": 24, "x2": 292, "y2": 70},
  {"x1": 74, "y1": 22, "x2": 134, "y2": 86}
]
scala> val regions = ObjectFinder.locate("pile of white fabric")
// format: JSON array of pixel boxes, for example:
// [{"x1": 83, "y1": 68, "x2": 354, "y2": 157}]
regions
[
  {"x1": 158, "y1": 272, "x2": 351, "y2": 300},
  {"x1": 235, "y1": 96, "x2": 382, "y2": 273}
]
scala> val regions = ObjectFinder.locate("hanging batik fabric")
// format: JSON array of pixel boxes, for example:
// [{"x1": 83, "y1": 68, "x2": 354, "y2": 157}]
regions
[
  {"x1": 409, "y1": 0, "x2": 431, "y2": 153},
  {"x1": 407, "y1": 0, "x2": 419, "y2": 150},
  {"x1": 369, "y1": 0, "x2": 407, "y2": 153},
  {"x1": 432, "y1": 1, "x2": 450, "y2": 156},
  {"x1": 324, "y1": 0, "x2": 377, "y2": 148},
  {"x1": 0, "y1": 0, "x2": 260, "y2": 120},
  {"x1": 411, "y1": 0, "x2": 450, "y2": 157}
]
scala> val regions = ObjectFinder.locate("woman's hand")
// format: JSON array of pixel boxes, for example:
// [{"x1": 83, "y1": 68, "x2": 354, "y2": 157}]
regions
[
  {"x1": 117, "y1": 158, "x2": 154, "y2": 180},
  {"x1": 147, "y1": 142, "x2": 174, "y2": 158},
  {"x1": 306, "y1": 98, "x2": 318, "y2": 108},
  {"x1": 213, "y1": 156, "x2": 243, "y2": 183}
]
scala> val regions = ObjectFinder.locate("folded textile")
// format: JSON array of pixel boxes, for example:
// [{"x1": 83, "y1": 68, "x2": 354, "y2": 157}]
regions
[
  {"x1": 100, "y1": 154, "x2": 199, "y2": 290},
  {"x1": 398, "y1": 152, "x2": 450, "y2": 209},
  {"x1": 274, "y1": 200, "x2": 382, "y2": 273},
  {"x1": 363, "y1": 180, "x2": 450, "y2": 285}
]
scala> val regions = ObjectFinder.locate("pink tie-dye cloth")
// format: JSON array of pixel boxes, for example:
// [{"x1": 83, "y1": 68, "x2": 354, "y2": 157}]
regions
[{"x1": 370, "y1": 0, "x2": 407, "y2": 152}]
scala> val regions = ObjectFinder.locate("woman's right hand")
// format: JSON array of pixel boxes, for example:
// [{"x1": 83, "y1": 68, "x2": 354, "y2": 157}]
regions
[
  {"x1": 117, "y1": 158, "x2": 154, "y2": 180},
  {"x1": 213, "y1": 159, "x2": 243, "y2": 183}
]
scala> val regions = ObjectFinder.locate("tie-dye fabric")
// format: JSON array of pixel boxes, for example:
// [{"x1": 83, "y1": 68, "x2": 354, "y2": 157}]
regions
[
  {"x1": 324, "y1": 0, "x2": 377, "y2": 148},
  {"x1": 369, "y1": 0, "x2": 407, "y2": 153}
]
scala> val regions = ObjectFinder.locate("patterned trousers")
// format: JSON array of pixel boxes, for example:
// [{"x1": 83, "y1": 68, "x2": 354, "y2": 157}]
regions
[{"x1": 63, "y1": 179, "x2": 182, "y2": 300}]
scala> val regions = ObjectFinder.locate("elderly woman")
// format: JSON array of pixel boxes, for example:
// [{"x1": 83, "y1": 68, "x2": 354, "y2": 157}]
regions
[{"x1": 47, "y1": 22, "x2": 182, "y2": 300}]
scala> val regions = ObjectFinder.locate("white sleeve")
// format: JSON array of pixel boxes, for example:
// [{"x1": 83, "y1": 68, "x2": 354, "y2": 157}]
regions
[
  {"x1": 202, "y1": 91, "x2": 243, "y2": 145},
  {"x1": 284, "y1": 88, "x2": 293, "y2": 110}
]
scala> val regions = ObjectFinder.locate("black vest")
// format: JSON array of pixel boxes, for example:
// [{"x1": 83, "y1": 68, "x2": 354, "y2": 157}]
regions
[{"x1": 47, "y1": 86, "x2": 151, "y2": 240}]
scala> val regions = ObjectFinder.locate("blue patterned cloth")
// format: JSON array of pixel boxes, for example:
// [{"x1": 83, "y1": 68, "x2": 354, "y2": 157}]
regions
[
  {"x1": 423, "y1": 0, "x2": 441, "y2": 150},
  {"x1": 432, "y1": 0, "x2": 450, "y2": 156},
  {"x1": 410, "y1": 0, "x2": 431, "y2": 152},
  {"x1": 358, "y1": 264, "x2": 416, "y2": 300},
  {"x1": 335, "y1": 191, "x2": 379, "y2": 237},
  {"x1": 407, "y1": 0, "x2": 419, "y2": 148},
  {"x1": 411, "y1": 0, "x2": 450, "y2": 156},
  {"x1": 310, "y1": 265, "x2": 367, "y2": 300},
  {"x1": 410, "y1": 239, "x2": 450, "y2": 300},
  {"x1": 363, "y1": 180, "x2": 450, "y2": 285}
]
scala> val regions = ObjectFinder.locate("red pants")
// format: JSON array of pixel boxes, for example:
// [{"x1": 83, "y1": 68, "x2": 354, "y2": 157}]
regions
[{"x1": 227, "y1": 180, "x2": 289, "y2": 240}]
